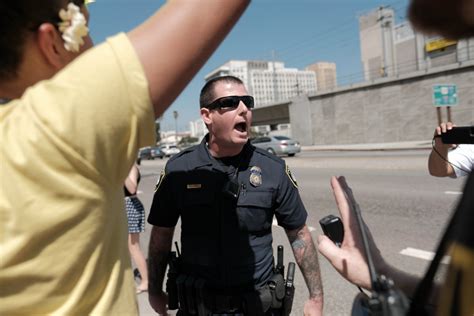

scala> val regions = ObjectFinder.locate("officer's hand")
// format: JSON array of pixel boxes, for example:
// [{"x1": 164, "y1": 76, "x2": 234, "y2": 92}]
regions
[
  {"x1": 148, "y1": 291, "x2": 169, "y2": 315},
  {"x1": 434, "y1": 122, "x2": 457, "y2": 149},
  {"x1": 303, "y1": 297, "x2": 323, "y2": 316},
  {"x1": 317, "y1": 176, "x2": 385, "y2": 290}
]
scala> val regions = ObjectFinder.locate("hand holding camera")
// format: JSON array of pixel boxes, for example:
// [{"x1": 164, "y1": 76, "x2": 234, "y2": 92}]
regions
[{"x1": 433, "y1": 122, "x2": 474, "y2": 145}]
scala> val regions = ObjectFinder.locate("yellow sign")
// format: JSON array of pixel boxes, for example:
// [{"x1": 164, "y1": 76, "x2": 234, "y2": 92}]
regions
[{"x1": 425, "y1": 39, "x2": 457, "y2": 52}]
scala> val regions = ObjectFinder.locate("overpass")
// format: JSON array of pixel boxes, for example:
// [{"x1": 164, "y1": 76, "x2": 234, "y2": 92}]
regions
[{"x1": 251, "y1": 100, "x2": 290, "y2": 127}]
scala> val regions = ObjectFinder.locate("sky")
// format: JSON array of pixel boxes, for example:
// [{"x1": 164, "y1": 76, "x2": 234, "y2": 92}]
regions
[{"x1": 88, "y1": 0, "x2": 409, "y2": 133}]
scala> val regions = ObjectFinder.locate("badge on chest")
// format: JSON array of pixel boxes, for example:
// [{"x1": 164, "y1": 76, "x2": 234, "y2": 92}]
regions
[{"x1": 249, "y1": 166, "x2": 262, "y2": 187}]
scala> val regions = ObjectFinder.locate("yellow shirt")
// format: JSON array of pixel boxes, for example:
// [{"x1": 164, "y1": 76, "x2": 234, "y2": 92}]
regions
[{"x1": 0, "y1": 33, "x2": 154, "y2": 315}]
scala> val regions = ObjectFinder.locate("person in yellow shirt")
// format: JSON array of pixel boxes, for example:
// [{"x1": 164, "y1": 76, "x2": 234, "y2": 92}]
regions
[{"x1": 0, "y1": 0, "x2": 250, "y2": 314}]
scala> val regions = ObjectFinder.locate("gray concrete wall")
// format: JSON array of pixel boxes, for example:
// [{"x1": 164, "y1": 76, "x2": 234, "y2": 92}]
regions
[{"x1": 289, "y1": 62, "x2": 474, "y2": 145}]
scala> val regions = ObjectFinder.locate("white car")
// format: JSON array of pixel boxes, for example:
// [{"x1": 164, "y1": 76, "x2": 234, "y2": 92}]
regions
[
  {"x1": 159, "y1": 144, "x2": 180, "y2": 157},
  {"x1": 251, "y1": 135, "x2": 301, "y2": 157}
]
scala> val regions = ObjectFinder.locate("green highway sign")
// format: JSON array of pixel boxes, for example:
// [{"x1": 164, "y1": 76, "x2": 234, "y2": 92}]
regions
[{"x1": 433, "y1": 84, "x2": 458, "y2": 106}]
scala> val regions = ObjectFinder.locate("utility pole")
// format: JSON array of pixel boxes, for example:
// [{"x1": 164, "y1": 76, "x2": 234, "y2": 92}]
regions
[{"x1": 173, "y1": 110, "x2": 178, "y2": 144}]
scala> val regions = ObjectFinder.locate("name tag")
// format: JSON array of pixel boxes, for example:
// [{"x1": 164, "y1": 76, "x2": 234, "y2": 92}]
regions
[{"x1": 187, "y1": 184, "x2": 202, "y2": 189}]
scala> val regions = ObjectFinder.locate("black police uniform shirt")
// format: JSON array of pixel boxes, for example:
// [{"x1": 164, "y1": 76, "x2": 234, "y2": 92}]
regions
[{"x1": 148, "y1": 135, "x2": 307, "y2": 290}]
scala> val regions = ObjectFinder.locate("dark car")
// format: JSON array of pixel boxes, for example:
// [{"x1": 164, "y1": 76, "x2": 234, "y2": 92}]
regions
[
  {"x1": 137, "y1": 146, "x2": 164, "y2": 164},
  {"x1": 251, "y1": 135, "x2": 301, "y2": 157}
]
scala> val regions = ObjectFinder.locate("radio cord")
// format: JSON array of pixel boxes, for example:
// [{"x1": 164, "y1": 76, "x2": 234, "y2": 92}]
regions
[{"x1": 431, "y1": 137, "x2": 471, "y2": 175}]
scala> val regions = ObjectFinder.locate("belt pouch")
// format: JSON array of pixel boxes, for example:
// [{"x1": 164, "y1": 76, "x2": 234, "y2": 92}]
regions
[{"x1": 268, "y1": 273, "x2": 285, "y2": 308}]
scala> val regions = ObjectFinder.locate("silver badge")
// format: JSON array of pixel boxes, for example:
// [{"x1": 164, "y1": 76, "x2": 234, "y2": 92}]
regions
[{"x1": 249, "y1": 166, "x2": 262, "y2": 187}]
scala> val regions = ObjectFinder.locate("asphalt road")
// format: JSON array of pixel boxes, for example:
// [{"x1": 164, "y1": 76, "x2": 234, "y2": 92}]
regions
[{"x1": 134, "y1": 149, "x2": 465, "y2": 315}]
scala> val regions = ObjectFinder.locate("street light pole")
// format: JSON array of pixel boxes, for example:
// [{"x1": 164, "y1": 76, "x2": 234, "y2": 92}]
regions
[{"x1": 173, "y1": 110, "x2": 178, "y2": 144}]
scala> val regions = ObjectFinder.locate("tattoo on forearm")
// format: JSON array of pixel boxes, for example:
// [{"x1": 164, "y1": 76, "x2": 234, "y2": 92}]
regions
[{"x1": 287, "y1": 226, "x2": 324, "y2": 299}]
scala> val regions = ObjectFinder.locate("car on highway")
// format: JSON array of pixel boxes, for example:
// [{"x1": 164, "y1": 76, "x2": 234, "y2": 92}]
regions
[
  {"x1": 251, "y1": 135, "x2": 301, "y2": 157},
  {"x1": 159, "y1": 144, "x2": 180, "y2": 157},
  {"x1": 137, "y1": 146, "x2": 165, "y2": 164}
]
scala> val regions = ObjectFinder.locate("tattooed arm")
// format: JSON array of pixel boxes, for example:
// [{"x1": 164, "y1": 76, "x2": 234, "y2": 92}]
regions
[
  {"x1": 285, "y1": 224, "x2": 324, "y2": 316},
  {"x1": 148, "y1": 226, "x2": 175, "y2": 315}
]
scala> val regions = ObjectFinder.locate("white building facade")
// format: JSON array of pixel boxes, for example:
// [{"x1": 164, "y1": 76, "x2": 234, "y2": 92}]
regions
[{"x1": 205, "y1": 60, "x2": 317, "y2": 107}]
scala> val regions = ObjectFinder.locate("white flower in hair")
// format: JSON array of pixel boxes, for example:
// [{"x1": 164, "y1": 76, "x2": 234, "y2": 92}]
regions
[{"x1": 58, "y1": 3, "x2": 89, "y2": 53}]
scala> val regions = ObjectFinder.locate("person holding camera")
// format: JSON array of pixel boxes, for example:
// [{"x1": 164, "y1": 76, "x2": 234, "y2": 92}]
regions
[
  {"x1": 147, "y1": 75, "x2": 324, "y2": 316},
  {"x1": 0, "y1": 1, "x2": 249, "y2": 314},
  {"x1": 428, "y1": 122, "x2": 474, "y2": 178}
]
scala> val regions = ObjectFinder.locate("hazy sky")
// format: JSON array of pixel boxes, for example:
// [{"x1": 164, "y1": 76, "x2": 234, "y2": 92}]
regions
[{"x1": 88, "y1": 0, "x2": 409, "y2": 132}]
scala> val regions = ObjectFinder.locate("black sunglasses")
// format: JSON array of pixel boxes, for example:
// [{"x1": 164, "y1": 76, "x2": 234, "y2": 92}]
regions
[{"x1": 204, "y1": 95, "x2": 254, "y2": 110}]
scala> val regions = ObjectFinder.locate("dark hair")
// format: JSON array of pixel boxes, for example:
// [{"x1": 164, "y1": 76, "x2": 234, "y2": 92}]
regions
[
  {"x1": 408, "y1": 0, "x2": 474, "y2": 39},
  {"x1": 199, "y1": 75, "x2": 245, "y2": 108},
  {"x1": 0, "y1": 0, "x2": 84, "y2": 81}
]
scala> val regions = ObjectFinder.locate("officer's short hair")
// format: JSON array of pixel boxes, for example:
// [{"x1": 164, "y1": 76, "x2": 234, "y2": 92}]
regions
[{"x1": 199, "y1": 75, "x2": 244, "y2": 108}]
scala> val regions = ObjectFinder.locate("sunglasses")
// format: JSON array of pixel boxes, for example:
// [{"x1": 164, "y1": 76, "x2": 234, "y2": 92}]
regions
[{"x1": 204, "y1": 95, "x2": 254, "y2": 110}]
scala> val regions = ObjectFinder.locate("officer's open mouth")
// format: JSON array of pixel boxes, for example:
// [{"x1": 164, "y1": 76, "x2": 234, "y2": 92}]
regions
[{"x1": 234, "y1": 122, "x2": 247, "y2": 133}]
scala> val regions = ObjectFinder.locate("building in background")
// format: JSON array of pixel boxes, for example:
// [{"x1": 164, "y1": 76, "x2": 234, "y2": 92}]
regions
[
  {"x1": 189, "y1": 118, "x2": 207, "y2": 140},
  {"x1": 359, "y1": 6, "x2": 396, "y2": 80},
  {"x1": 306, "y1": 62, "x2": 337, "y2": 91},
  {"x1": 160, "y1": 130, "x2": 190, "y2": 145},
  {"x1": 205, "y1": 60, "x2": 317, "y2": 107},
  {"x1": 359, "y1": 6, "x2": 474, "y2": 81}
]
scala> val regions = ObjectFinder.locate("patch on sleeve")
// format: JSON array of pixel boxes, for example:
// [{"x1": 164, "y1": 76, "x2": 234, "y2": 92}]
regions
[
  {"x1": 286, "y1": 164, "x2": 298, "y2": 188},
  {"x1": 154, "y1": 169, "x2": 166, "y2": 192}
]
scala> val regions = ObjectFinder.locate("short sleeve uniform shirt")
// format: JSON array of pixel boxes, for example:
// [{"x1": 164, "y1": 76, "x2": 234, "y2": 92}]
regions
[{"x1": 148, "y1": 137, "x2": 307, "y2": 288}]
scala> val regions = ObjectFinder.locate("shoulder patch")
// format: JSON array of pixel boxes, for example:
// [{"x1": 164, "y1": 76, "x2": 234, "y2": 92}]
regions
[
  {"x1": 154, "y1": 169, "x2": 166, "y2": 192},
  {"x1": 286, "y1": 164, "x2": 298, "y2": 188}
]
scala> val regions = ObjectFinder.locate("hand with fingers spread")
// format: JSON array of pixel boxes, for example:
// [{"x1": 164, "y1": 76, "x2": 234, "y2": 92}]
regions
[{"x1": 317, "y1": 176, "x2": 386, "y2": 290}]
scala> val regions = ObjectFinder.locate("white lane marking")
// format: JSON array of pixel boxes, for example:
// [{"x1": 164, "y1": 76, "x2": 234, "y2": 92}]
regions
[
  {"x1": 445, "y1": 191, "x2": 463, "y2": 195},
  {"x1": 400, "y1": 247, "x2": 450, "y2": 264},
  {"x1": 272, "y1": 219, "x2": 316, "y2": 232}
]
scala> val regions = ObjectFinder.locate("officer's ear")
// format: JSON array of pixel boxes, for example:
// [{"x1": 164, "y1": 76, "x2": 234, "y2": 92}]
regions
[{"x1": 200, "y1": 107, "x2": 212, "y2": 125}]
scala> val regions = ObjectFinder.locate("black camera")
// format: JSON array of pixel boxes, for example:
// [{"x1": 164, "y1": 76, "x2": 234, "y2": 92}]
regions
[
  {"x1": 441, "y1": 126, "x2": 474, "y2": 144},
  {"x1": 319, "y1": 214, "x2": 344, "y2": 247}
]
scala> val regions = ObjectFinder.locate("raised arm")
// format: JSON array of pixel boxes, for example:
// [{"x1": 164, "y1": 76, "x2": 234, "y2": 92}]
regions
[
  {"x1": 128, "y1": 0, "x2": 250, "y2": 118},
  {"x1": 148, "y1": 226, "x2": 175, "y2": 315},
  {"x1": 285, "y1": 225, "x2": 323, "y2": 316}
]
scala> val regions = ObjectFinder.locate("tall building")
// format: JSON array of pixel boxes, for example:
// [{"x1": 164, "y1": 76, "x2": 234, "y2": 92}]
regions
[
  {"x1": 359, "y1": 6, "x2": 474, "y2": 81},
  {"x1": 205, "y1": 60, "x2": 317, "y2": 107},
  {"x1": 359, "y1": 6, "x2": 396, "y2": 80},
  {"x1": 306, "y1": 62, "x2": 337, "y2": 91}
]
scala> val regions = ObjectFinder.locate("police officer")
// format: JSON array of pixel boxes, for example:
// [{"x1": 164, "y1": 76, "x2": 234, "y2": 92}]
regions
[{"x1": 147, "y1": 76, "x2": 324, "y2": 316}]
